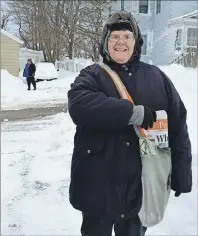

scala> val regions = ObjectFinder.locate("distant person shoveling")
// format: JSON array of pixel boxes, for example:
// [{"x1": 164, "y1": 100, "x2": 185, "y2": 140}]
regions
[{"x1": 23, "y1": 58, "x2": 36, "y2": 90}]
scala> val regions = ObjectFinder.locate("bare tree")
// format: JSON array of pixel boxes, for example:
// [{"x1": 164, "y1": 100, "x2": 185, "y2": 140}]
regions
[
  {"x1": 54, "y1": 0, "x2": 84, "y2": 59},
  {"x1": 7, "y1": 0, "x2": 110, "y2": 62},
  {"x1": 75, "y1": 0, "x2": 110, "y2": 61},
  {"x1": 1, "y1": 8, "x2": 12, "y2": 29},
  {"x1": 8, "y1": 0, "x2": 59, "y2": 62}
]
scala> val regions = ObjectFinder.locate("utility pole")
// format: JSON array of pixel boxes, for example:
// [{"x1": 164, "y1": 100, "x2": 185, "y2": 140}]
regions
[{"x1": 121, "y1": 0, "x2": 124, "y2": 10}]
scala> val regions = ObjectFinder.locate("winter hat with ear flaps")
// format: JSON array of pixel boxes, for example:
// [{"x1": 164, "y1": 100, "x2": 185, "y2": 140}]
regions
[
  {"x1": 100, "y1": 11, "x2": 140, "y2": 61},
  {"x1": 109, "y1": 20, "x2": 134, "y2": 32}
]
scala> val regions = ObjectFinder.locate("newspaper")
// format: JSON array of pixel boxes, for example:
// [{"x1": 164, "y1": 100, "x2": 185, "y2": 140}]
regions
[{"x1": 144, "y1": 110, "x2": 168, "y2": 148}]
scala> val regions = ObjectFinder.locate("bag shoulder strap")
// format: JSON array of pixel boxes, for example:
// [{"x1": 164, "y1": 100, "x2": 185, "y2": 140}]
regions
[
  {"x1": 98, "y1": 62, "x2": 134, "y2": 103},
  {"x1": 98, "y1": 62, "x2": 145, "y2": 138}
]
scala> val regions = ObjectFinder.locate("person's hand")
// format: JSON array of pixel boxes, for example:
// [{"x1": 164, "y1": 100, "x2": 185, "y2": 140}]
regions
[
  {"x1": 175, "y1": 191, "x2": 181, "y2": 197},
  {"x1": 141, "y1": 107, "x2": 157, "y2": 130}
]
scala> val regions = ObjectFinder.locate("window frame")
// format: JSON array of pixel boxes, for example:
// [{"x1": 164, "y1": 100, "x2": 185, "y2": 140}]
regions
[
  {"x1": 141, "y1": 34, "x2": 148, "y2": 55},
  {"x1": 138, "y1": 0, "x2": 149, "y2": 15},
  {"x1": 156, "y1": 0, "x2": 161, "y2": 14},
  {"x1": 186, "y1": 27, "x2": 198, "y2": 47},
  {"x1": 174, "y1": 28, "x2": 182, "y2": 52}
]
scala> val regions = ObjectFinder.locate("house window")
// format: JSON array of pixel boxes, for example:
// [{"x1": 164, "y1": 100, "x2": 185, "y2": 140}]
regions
[
  {"x1": 142, "y1": 35, "x2": 147, "y2": 55},
  {"x1": 175, "y1": 29, "x2": 182, "y2": 51},
  {"x1": 156, "y1": 0, "x2": 161, "y2": 14},
  {"x1": 139, "y1": 0, "x2": 149, "y2": 14},
  {"x1": 187, "y1": 28, "x2": 198, "y2": 47}
]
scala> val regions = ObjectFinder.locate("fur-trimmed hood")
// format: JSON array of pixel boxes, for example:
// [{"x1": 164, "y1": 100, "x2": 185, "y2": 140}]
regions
[{"x1": 100, "y1": 11, "x2": 143, "y2": 64}]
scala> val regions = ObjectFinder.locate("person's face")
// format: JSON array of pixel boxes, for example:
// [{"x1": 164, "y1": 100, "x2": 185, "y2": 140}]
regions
[
  {"x1": 27, "y1": 60, "x2": 31, "y2": 64},
  {"x1": 108, "y1": 30, "x2": 135, "y2": 64}
]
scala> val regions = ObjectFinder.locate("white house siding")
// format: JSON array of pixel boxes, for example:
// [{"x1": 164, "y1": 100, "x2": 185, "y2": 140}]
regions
[
  {"x1": 151, "y1": 1, "x2": 198, "y2": 65},
  {"x1": 106, "y1": 0, "x2": 197, "y2": 65},
  {"x1": 167, "y1": 17, "x2": 197, "y2": 63},
  {"x1": 150, "y1": 1, "x2": 173, "y2": 65},
  {"x1": 128, "y1": 1, "x2": 155, "y2": 63}
]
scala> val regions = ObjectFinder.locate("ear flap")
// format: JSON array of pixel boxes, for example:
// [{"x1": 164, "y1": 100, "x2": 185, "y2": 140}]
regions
[
  {"x1": 101, "y1": 29, "x2": 111, "y2": 61},
  {"x1": 129, "y1": 14, "x2": 139, "y2": 41}
]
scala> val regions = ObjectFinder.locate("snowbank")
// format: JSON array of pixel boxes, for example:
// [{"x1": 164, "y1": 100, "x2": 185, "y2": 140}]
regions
[
  {"x1": 160, "y1": 64, "x2": 197, "y2": 155},
  {"x1": 1, "y1": 70, "x2": 27, "y2": 109},
  {"x1": 1, "y1": 64, "x2": 197, "y2": 112},
  {"x1": 159, "y1": 64, "x2": 197, "y2": 96},
  {"x1": 1, "y1": 69, "x2": 78, "y2": 110}
]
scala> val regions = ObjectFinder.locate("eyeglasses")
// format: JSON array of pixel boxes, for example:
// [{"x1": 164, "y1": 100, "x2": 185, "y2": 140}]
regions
[{"x1": 108, "y1": 34, "x2": 135, "y2": 43}]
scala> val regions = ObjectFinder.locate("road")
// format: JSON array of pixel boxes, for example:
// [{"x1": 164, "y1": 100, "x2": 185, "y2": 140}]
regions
[{"x1": 0, "y1": 104, "x2": 67, "y2": 122}]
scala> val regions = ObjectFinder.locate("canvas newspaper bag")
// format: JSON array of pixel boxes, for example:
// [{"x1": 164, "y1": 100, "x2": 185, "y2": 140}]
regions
[{"x1": 98, "y1": 62, "x2": 172, "y2": 227}]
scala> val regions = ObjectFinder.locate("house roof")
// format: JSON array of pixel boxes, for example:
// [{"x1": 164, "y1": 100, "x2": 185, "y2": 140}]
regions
[
  {"x1": 20, "y1": 48, "x2": 43, "y2": 54},
  {"x1": 1, "y1": 29, "x2": 23, "y2": 44},
  {"x1": 168, "y1": 10, "x2": 198, "y2": 24}
]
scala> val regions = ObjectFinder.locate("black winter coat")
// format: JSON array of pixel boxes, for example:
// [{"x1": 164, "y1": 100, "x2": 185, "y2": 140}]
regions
[
  {"x1": 23, "y1": 63, "x2": 36, "y2": 77},
  {"x1": 68, "y1": 60, "x2": 192, "y2": 219},
  {"x1": 68, "y1": 12, "x2": 192, "y2": 219}
]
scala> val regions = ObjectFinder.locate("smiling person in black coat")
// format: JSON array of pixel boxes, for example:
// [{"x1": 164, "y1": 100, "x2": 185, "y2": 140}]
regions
[{"x1": 68, "y1": 11, "x2": 192, "y2": 236}]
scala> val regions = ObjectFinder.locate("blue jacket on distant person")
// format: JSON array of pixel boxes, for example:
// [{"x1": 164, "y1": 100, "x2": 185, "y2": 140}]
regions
[
  {"x1": 24, "y1": 63, "x2": 30, "y2": 77},
  {"x1": 23, "y1": 61, "x2": 36, "y2": 77}
]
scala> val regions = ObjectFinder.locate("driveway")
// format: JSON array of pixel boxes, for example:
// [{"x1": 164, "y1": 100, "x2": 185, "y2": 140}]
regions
[{"x1": 0, "y1": 104, "x2": 67, "y2": 122}]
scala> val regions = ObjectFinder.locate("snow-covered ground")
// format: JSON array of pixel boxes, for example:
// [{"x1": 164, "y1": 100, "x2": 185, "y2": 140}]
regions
[
  {"x1": 1, "y1": 69, "x2": 78, "y2": 110},
  {"x1": 1, "y1": 113, "x2": 81, "y2": 235},
  {"x1": 1, "y1": 64, "x2": 197, "y2": 235}
]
